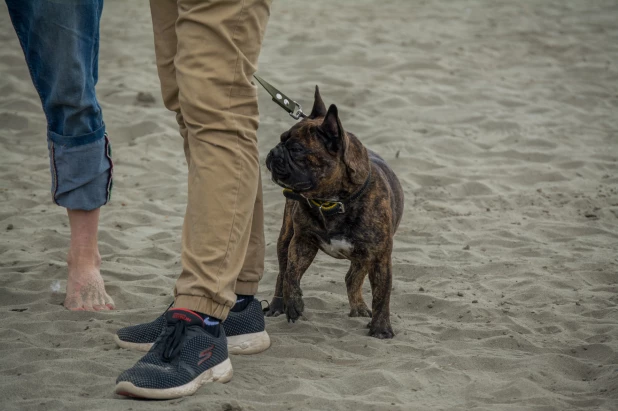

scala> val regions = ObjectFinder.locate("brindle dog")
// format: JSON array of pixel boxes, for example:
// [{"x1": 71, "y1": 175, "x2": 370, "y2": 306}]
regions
[{"x1": 265, "y1": 87, "x2": 404, "y2": 339}]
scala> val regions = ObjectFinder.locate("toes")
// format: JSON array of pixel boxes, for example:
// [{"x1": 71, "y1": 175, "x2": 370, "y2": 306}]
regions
[
  {"x1": 95, "y1": 293, "x2": 114, "y2": 311},
  {"x1": 64, "y1": 276, "x2": 115, "y2": 312},
  {"x1": 285, "y1": 310, "x2": 295, "y2": 322},
  {"x1": 67, "y1": 304, "x2": 93, "y2": 312},
  {"x1": 63, "y1": 301, "x2": 76, "y2": 310},
  {"x1": 63, "y1": 294, "x2": 104, "y2": 312},
  {"x1": 266, "y1": 310, "x2": 282, "y2": 317},
  {"x1": 64, "y1": 295, "x2": 83, "y2": 311},
  {"x1": 81, "y1": 303, "x2": 96, "y2": 312},
  {"x1": 265, "y1": 299, "x2": 284, "y2": 317},
  {"x1": 366, "y1": 315, "x2": 394, "y2": 338},
  {"x1": 104, "y1": 294, "x2": 115, "y2": 310},
  {"x1": 368, "y1": 325, "x2": 395, "y2": 339},
  {"x1": 285, "y1": 297, "x2": 304, "y2": 322},
  {"x1": 285, "y1": 305, "x2": 301, "y2": 322},
  {"x1": 370, "y1": 330, "x2": 395, "y2": 339},
  {"x1": 93, "y1": 295, "x2": 106, "y2": 311}
]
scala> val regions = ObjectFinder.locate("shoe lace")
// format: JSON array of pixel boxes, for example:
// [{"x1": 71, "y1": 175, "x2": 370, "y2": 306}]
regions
[
  {"x1": 160, "y1": 320, "x2": 188, "y2": 363},
  {"x1": 163, "y1": 301, "x2": 174, "y2": 314}
]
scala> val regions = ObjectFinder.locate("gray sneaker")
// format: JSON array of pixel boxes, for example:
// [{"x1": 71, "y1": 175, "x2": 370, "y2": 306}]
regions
[{"x1": 115, "y1": 309, "x2": 232, "y2": 399}]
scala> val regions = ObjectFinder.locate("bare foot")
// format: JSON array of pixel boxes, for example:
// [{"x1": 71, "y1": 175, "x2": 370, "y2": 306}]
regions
[
  {"x1": 63, "y1": 208, "x2": 114, "y2": 311},
  {"x1": 64, "y1": 251, "x2": 114, "y2": 311}
]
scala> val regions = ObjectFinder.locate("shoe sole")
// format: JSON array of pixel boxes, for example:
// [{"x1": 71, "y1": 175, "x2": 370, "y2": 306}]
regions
[
  {"x1": 227, "y1": 331, "x2": 271, "y2": 355},
  {"x1": 114, "y1": 331, "x2": 271, "y2": 355},
  {"x1": 113, "y1": 335, "x2": 153, "y2": 352},
  {"x1": 114, "y1": 358, "x2": 233, "y2": 400}
]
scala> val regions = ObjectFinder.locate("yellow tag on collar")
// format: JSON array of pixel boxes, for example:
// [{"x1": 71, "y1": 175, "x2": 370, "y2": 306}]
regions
[
  {"x1": 309, "y1": 199, "x2": 338, "y2": 210},
  {"x1": 283, "y1": 189, "x2": 340, "y2": 211}
]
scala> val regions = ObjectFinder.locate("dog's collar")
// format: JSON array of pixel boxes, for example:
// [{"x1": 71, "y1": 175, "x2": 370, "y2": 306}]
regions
[{"x1": 282, "y1": 169, "x2": 372, "y2": 217}]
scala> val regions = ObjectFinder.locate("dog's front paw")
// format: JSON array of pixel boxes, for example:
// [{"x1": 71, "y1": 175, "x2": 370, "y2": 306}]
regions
[
  {"x1": 284, "y1": 290, "x2": 304, "y2": 323},
  {"x1": 349, "y1": 303, "x2": 372, "y2": 318},
  {"x1": 265, "y1": 296, "x2": 285, "y2": 317},
  {"x1": 368, "y1": 317, "x2": 394, "y2": 339}
]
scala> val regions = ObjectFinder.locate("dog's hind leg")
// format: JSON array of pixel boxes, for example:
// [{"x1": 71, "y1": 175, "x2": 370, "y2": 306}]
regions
[
  {"x1": 266, "y1": 200, "x2": 295, "y2": 317},
  {"x1": 346, "y1": 261, "x2": 372, "y2": 317},
  {"x1": 367, "y1": 253, "x2": 395, "y2": 339}
]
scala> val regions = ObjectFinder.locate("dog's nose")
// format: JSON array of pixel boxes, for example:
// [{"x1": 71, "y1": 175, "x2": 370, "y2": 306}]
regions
[
  {"x1": 273, "y1": 144, "x2": 284, "y2": 156},
  {"x1": 267, "y1": 145, "x2": 288, "y2": 175}
]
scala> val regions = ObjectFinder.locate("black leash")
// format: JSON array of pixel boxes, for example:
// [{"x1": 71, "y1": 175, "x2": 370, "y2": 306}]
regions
[{"x1": 253, "y1": 74, "x2": 307, "y2": 120}]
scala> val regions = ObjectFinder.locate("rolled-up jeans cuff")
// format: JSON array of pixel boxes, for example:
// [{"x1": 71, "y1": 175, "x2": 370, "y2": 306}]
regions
[
  {"x1": 48, "y1": 125, "x2": 113, "y2": 210},
  {"x1": 48, "y1": 123, "x2": 106, "y2": 147}
]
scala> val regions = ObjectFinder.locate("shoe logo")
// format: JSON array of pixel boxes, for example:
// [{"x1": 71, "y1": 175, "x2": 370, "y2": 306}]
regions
[
  {"x1": 171, "y1": 308, "x2": 203, "y2": 323},
  {"x1": 198, "y1": 345, "x2": 215, "y2": 366},
  {"x1": 172, "y1": 313, "x2": 192, "y2": 322}
]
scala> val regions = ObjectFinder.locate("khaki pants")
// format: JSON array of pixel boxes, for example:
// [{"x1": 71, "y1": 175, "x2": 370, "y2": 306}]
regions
[{"x1": 150, "y1": 0, "x2": 271, "y2": 320}]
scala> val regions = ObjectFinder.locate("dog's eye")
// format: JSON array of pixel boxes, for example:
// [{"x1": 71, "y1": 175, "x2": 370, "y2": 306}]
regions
[{"x1": 287, "y1": 146, "x2": 303, "y2": 154}]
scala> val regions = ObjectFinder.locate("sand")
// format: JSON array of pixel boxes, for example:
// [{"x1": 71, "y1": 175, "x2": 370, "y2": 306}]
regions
[{"x1": 1, "y1": 0, "x2": 617, "y2": 410}]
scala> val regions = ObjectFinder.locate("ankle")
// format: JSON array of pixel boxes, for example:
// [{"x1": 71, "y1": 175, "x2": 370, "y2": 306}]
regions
[
  {"x1": 194, "y1": 311, "x2": 222, "y2": 336},
  {"x1": 230, "y1": 294, "x2": 254, "y2": 312},
  {"x1": 67, "y1": 247, "x2": 101, "y2": 269}
]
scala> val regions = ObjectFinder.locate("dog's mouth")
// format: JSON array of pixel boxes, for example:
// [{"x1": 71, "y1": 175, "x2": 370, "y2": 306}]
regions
[
  {"x1": 291, "y1": 181, "x2": 313, "y2": 192},
  {"x1": 272, "y1": 178, "x2": 312, "y2": 192}
]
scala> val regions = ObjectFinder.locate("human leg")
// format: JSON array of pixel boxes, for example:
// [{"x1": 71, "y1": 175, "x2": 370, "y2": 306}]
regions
[
  {"x1": 170, "y1": 0, "x2": 272, "y2": 320},
  {"x1": 5, "y1": 0, "x2": 114, "y2": 311}
]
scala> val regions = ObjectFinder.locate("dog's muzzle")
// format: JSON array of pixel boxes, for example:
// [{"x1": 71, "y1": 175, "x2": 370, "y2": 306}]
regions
[{"x1": 266, "y1": 146, "x2": 289, "y2": 177}]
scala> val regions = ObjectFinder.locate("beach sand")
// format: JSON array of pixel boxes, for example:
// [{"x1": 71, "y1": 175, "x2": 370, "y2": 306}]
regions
[{"x1": 1, "y1": 0, "x2": 617, "y2": 410}]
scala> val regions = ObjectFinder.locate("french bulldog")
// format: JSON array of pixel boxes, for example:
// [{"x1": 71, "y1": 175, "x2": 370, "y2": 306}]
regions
[{"x1": 265, "y1": 87, "x2": 404, "y2": 339}]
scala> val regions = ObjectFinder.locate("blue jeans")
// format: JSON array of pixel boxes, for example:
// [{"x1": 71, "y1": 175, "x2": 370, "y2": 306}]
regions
[{"x1": 6, "y1": 0, "x2": 113, "y2": 210}]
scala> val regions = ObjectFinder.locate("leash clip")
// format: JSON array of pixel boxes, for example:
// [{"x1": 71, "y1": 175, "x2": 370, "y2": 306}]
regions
[{"x1": 289, "y1": 103, "x2": 305, "y2": 120}]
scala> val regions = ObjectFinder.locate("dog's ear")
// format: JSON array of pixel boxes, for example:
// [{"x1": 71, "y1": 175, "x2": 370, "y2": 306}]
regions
[
  {"x1": 320, "y1": 104, "x2": 368, "y2": 185},
  {"x1": 308, "y1": 85, "x2": 327, "y2": 119},
  {"x1": 319, "y1": 104, "x2": 342, "y2": 143}
]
